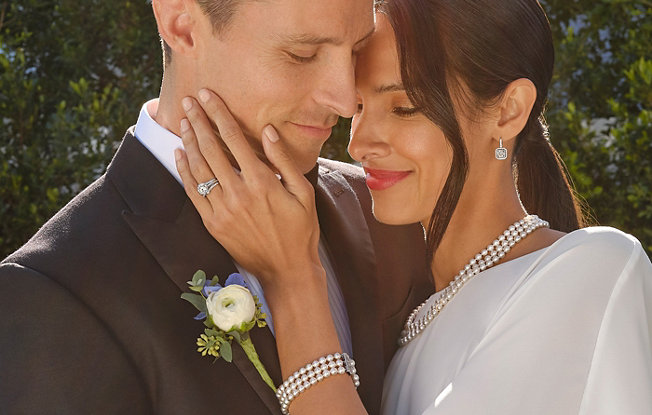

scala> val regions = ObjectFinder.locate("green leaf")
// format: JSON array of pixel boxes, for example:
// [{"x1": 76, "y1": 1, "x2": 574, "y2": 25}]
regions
[
  {"x1": 180, "y1": 293, "x2": 207, "y2": 313},
  {"x1": 189, "y1": 270, "x2": 207, "y2": 288},
  {"x1": 205, "y1": 328, "x2": 220, "y2": 337},
  {"x1": 227, "y1": 330, "x2": 241, "y2": 343},
  {"x1": 220, "y1": 340, "x2": 233, "y2": 362}
]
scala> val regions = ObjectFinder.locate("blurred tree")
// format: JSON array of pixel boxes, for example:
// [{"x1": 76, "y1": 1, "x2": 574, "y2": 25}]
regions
[
  {"x1": 321, "y1": 118, "x2": 353, "y2": 163},
  {"x1": 0, "y1": 0, "x2": 161, "y2": 256},
  {"x1": 1, "y1": 0, "x2": 650, "y2": 258},
  {"x1": 541, "y1": 0, "x2": 651, "y2": 255}
]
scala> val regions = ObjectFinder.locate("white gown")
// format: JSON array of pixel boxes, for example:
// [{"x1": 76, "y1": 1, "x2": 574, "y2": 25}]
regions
[{"x1": 382, "y1": 227, "x2": 652, "y2": 415}]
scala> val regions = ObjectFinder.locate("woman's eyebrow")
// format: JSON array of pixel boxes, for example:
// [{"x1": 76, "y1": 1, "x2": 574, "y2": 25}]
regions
[{"x1": 375, "y1": 83, "x2": 405, "y2": 94}]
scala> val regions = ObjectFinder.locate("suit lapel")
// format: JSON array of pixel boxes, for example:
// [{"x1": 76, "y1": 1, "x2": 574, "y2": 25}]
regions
[
  {"x1": 108, "y1": 132, "x2": 281, "y2": 414},
  {"x1": 122, "y1": 201, "x2": 235, "y2": 292},
  {"x1": 315, "y1": 164, "x2": 385, "y2": 411}
]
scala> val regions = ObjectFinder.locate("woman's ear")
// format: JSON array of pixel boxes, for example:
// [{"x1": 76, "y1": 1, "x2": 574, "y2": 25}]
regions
[
  {"x1": 494, "y1": 78, "x2": 537, "y2": 142},
  {"x1": 152, "y1": 0, "x2": 197, "y2": 59}
]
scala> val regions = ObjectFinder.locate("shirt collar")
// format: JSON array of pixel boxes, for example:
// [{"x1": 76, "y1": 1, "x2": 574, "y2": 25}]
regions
[{"x1": 134, "y1": 99, "x2": 185, "y2": 185}]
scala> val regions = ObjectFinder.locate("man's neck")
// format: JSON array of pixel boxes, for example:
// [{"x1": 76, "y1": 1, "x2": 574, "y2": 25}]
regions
[{"x1": 155, "y1": 72, "x2": 190, "y2": 137}]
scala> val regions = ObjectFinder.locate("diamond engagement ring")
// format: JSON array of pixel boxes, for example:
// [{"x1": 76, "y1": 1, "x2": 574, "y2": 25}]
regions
[{"x1": 197, "y1": 178, "x2": 220, "y2": 197}]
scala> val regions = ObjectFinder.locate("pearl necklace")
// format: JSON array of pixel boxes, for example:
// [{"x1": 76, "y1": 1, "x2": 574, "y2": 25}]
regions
[{"x1": 398, "y1": 214, "x2": 549, "y2": 346}]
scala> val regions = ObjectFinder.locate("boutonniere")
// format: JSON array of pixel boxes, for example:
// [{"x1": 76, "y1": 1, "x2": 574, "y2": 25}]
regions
[{"x1": 181, "y1": 270, "x2": 276, "y2": 391}]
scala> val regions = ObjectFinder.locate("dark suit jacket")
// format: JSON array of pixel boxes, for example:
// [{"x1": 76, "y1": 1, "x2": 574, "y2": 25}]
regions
[{"x1": 0, "y1": 130, "x2": 432, "y2": 414}]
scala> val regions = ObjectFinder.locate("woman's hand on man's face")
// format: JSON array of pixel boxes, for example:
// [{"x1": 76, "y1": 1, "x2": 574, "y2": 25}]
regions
[{"x1": 174, "y1": 88, "x2": 322, "y2": 290}]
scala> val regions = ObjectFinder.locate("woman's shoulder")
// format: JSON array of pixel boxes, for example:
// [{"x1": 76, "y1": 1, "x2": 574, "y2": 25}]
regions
[
  {"x1": 537, "y1": 226, "x2": 650, "y2": 282},
  {"x1": 554, "y1": 226, "x2": 641, "y2": 257},
  {"x1": 503, "y1": 227, "x2": 651, "y2": 322}
]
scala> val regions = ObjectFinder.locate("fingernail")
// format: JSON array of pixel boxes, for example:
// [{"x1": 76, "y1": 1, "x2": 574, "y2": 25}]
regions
[
  {"x1": 182, "y1": 97, "x2": 192, "y2": 111},
  {"x1": 180, "y1": 118, "x2": 190, "y2": 133},
  {"x1": 174, "y1": 149, "x2": 183, "y2": 162},
  {"x1": 264, "y1": 125, "x2": 280, "y2": 143},
  {"x1": 198, "y1": 89, "x2": 210, "y2": 103}
]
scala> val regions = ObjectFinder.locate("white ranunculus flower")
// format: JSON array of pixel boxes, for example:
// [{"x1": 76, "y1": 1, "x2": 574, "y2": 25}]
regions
[{"x1": 206, "y1": 285, "x2": 256, "y2": 332}]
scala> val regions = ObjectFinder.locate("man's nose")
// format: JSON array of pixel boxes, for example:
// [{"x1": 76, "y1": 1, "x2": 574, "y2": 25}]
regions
[{"x1": 313, "y1": 55, "x2": 357, "y2": 118}]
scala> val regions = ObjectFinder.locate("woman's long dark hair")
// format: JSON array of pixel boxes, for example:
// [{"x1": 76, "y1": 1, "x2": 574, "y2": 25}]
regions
[{"x1": 381, "y1": 0, "x2": 587, "y2": 259}]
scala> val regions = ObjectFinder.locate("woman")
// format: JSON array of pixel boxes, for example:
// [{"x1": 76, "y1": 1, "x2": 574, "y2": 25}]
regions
[{"x1": 175, "y1": 0, "x2": 652, "y2": 414}]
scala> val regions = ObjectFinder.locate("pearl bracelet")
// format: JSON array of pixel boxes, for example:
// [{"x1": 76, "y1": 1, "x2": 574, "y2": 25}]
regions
[{"x1": 276, "y1": 352, "x2": 360, "y2": 414}]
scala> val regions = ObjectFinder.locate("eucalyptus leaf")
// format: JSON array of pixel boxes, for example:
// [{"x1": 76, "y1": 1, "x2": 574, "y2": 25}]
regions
[
  {"x1": 205, "y1": 328, "x2": 219, "y2": 337},
  {"x1": 180, "y1": 293, "x2": 207, "y2": 313},
  {"x1": 189, "y1": 286, "x2": 203, "y2": 293},
  {"x1": 228, "y1": 330, "x2": 241, "y2": 343},
  {"x1": 191, "y1": 270, "x2": 207, "y2": 287},
  {"x1": 220, "y1": 340, "x2": 233, "y2": 362},
  {"x1": 211, "y1": 275, "x2": 220, "y2": 285}
]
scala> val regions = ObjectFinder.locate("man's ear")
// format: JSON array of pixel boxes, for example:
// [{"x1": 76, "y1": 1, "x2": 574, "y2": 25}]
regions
[
  {"x1": 152, "y1": 0, "x2": 197, "y2": 57},
  {"x1": 494, "y1": 78, "x2": 537, "y2": 143}
]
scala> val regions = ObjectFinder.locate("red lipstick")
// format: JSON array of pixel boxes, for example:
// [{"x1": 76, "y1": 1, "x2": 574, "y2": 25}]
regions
[{"x1": 364, "y1": 168, "x2": 411, "y2": 191}]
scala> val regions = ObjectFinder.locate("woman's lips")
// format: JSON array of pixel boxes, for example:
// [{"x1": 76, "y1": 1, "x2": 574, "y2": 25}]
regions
[{"x1": 364, "y1": 168, "x2": 411, "y2": 191}]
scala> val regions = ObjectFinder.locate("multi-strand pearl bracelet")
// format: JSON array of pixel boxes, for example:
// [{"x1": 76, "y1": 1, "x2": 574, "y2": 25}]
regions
[{"x1": 276, "y1": 352, "x2": 360, "y2": 414}]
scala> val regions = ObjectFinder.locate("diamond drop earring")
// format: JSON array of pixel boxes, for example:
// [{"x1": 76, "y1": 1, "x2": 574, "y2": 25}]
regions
[{"x1": 495, "y1": 137, "x2": 508, "y2": 160}]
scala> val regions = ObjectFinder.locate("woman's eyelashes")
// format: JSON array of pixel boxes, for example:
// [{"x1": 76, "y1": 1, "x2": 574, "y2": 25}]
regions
[
  {"x1": 354, "y1": 103, "x2": 420, "y2": 118},
  {"x1": 392, "y1": 106, "x2": 420, "y2": 117}
]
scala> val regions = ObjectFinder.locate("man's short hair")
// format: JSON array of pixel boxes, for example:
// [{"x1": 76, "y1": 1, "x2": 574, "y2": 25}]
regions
[{"x1": 162, "y1": 0, "x2": 241, "y2": 67}]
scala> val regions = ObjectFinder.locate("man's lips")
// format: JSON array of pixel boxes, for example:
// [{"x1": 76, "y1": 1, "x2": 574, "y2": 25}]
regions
[
  {"x1": 289, "y1": 122, "x2": 334, "y2": 140},
  {"x1": 364, "y1": 168, "x2": 411, "y2": 191}
]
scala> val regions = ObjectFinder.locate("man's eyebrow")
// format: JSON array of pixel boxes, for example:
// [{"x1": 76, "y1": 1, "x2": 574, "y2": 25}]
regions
[
  {"x1": 375, "y1": 83, "x2": 405, "y2": 94},
  {"x1": 279, "y1": 27, "x2": 375, "y2": 48},
  {"x1": 281, "y1": 34, "x2": 342, "y2": 46}
]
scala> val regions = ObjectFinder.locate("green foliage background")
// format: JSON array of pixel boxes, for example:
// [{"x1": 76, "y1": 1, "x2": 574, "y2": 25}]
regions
[{"x1": 1, "y1": 0, "x2": 650, "y2": 258}]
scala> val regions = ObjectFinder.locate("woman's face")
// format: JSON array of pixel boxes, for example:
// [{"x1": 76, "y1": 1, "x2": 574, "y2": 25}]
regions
[{"x1": 349, "y1": 14, "x2": 452, "y2": 226}]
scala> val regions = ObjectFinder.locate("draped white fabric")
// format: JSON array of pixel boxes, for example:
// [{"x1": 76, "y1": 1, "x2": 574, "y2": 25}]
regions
[{"x1": 382, "y1": 227, "x2": 652, "y2": 415}]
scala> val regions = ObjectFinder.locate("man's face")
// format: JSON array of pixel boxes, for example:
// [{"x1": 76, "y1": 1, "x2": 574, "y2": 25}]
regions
[{"x1": 191, "y1": 0, "x2": 375, "y2": 173}]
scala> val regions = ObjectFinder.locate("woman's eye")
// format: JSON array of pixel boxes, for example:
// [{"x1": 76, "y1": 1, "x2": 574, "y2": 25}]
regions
[
  {"x1": 287, "y1": 52, "x2": 317, "y2": 63},
  {"x1": 393, "y1": 106, "x2": 420, "y2": 117}
]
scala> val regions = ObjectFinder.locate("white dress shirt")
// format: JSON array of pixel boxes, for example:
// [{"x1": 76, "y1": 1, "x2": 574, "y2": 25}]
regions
[{"x1": 134, "y1": 100, "x2": 352, "y2": 355}]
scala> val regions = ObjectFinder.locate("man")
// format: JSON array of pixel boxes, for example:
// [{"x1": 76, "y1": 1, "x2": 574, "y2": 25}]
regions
[{"x1": 0, "y1": 1, "x2": 431, "y2": 413}]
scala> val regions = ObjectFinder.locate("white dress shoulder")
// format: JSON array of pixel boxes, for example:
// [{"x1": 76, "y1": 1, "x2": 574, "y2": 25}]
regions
[{"x1": 382, "y1": 227, "x2": 652, "y2": 415}]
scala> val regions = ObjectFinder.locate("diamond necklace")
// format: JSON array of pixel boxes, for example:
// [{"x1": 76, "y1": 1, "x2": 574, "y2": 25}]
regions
[{"x1": 398, "y1": 214, "x2": 549, "y2": 346}]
